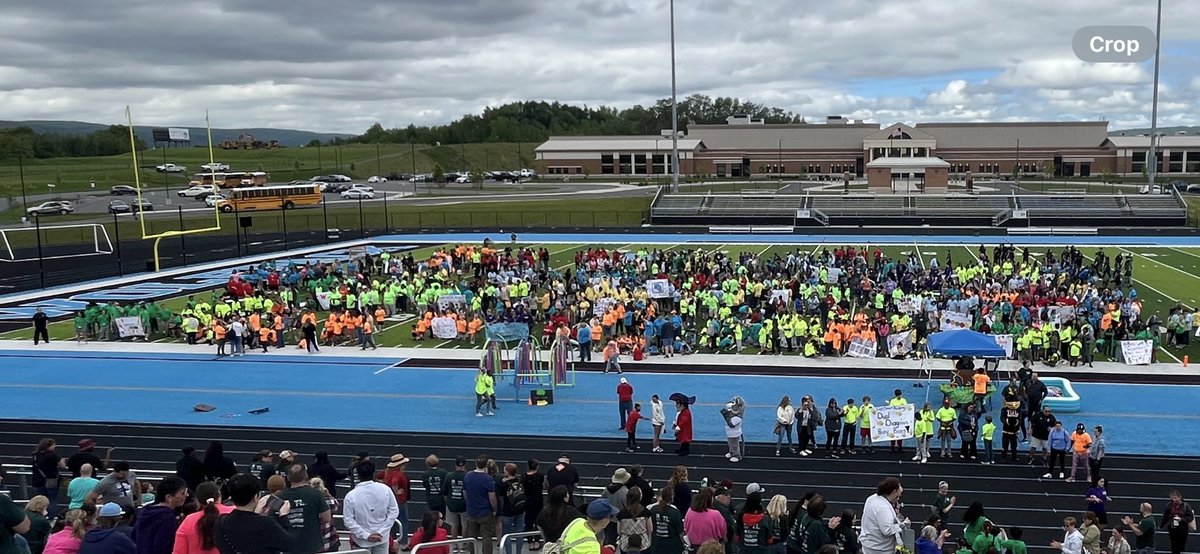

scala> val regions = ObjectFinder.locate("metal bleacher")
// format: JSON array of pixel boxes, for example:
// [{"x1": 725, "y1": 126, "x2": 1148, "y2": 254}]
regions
[{"x1": 649, "y1": 190, "x2": 1188, "y2": 227}]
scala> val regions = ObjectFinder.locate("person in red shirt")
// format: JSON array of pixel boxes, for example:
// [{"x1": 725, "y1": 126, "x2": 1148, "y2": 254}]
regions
[
  {"x1": 377, "y1": 453, "x2": 413, "y2": 544},
  {"x1": 624, "y1": 403, "x2": 648, "y2": 452},
  {"x1": 670, "y1": 393, "x2": 695, "y2": 457},
  {"x1": 617, "y1": 378, "x2": 634, "y2": 431},
  {"x1": 406, "y1": 511, "x2": 449, "y2": 554}
]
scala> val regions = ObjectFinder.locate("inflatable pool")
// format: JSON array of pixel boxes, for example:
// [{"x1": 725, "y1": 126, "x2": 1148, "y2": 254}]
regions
[{"x1": 1040, "y1": 377, "x2": 1081, "y2": 413}]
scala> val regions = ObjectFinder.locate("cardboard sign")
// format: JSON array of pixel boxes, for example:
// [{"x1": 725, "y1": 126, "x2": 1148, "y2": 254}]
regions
[
  {"x1": 1120, "y1": 340, "x2": 1153, "y2": 365},
  {"x1": 993, "y1": 334, "x2": 1014, "y2": 358},
  {"x1": 645, "y1": 279, "x2": 672, "y2": 299},
  {"x1": 940, "y1": 311, "x2": 972, "y2": 331},
  {"x1": 115, "y1": 316, "x2": 146, "y2": 338},
  {"x1": 870, "y1": 404, "x2": 915, "y2": 442},
  {"x1": 887, "y1": 331, "x2": 913, "y2": 357},
  {"x1": 431, "y1": 316, "x2": 458, "y2": 339},
  {"x1": 847, "y1": 337, "x2": 877, "y2": 358}
]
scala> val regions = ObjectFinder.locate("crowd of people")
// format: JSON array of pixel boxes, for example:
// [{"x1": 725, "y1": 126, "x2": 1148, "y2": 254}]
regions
[
  {"x1": 2, "y1": 437, "x2": 1195, "y2": 554},
  {"x1": 32, "y1": 241, "x2": 1198, "y2": 368}
]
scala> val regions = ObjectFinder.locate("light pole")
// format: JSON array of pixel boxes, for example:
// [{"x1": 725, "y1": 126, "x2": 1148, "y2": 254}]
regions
[
  {"x1": 34, "y1": 213, "x2": 44, "y2": 288},
  {"x1": 112, "y1": 211, "x2": 123, "y2": 276},
  {"x1": 18, "y1": 154, "x2": 28, "y2": 215},
  {"x1": 669, "y1": 0, "x2": 680, "y2": 193},
  {"x1": 1147, "y1": 0, "x2": 1162, "y2": 189},
  {"x1": 376, "y1": 143, "x2": 382, "y2": 177}
]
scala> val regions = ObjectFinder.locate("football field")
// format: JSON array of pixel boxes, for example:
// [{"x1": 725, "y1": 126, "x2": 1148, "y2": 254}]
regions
[{"x1": 3, "y1": 236, "x2": 1199, "y2": 363}]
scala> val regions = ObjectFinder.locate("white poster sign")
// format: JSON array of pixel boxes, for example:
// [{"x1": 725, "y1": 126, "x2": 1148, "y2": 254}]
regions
[
  {"x1": 939, "y1": 311, "x2": 972, "y2": 331},
  {"x1": 115, "y1": 316, "x2": 146, "y2": 338},
  {"x1": 316, "y1": 291, "x2": 332, "y2": 310},
  {"x1": 887, "y1": 331, "x2": 913, "y2": 357},
  {"x1": 593, "y1": 297, "x2": 618, "y2": 316},
  {"x1": 869, "y1": 404, "x2": 916, "y2": 442},
  {"x1": 168, "y1": 127, "x2": 190, "y2": 141},
  {"x1": 437, "y1": 294, "x2": 467, "y2": 311},
  {"x1": 645, "y1": 279, "x2": 672, "y2": 299},
  {"x1": 847, "y1": 337, "x2": 877, "y2": 358},
  {"x1": 1045, "y1": 305, "x2": 1074, "y2": 324},
  {"x1": 431, "y1": 316, "x2": 458, "y2": 339},
  {"x1": 770, "y1": 289, "x2": 791, "y2": 304},
  {"x1": 1120, "y1": 340, "x2": 1153, "y2": 365},
  {"x1": 993, "y1": 334, "x2": 1014, "y2": 358}
]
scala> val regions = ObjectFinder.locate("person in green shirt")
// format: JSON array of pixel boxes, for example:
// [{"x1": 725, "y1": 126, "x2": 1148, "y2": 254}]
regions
[
  {"x1": 1122, "y1": 503, "x2": 1156, "y2": 554},
  {"x1": 441, "y1": 457, "x2": 468, "y2": 543},
  {"x1": 981, "y1": 416, "x2": 997, "y2": 464},
  {"x1": 0, "y1": 493, "x2": 31, "y2": 554},
  {"x1": 1000, "y1": 527, "x2": 1028, "y2": 554},
  {"x1": 961, "y1": 501, "x2": 988, "y2": 547},
  {"x1": 278, "y1": 465, "x2": 331, "y2": 554},
  {"x1": 422, "y1": 455, "x2": 449, "y2": 517},
  {"x1": 649, "y1": 487, "x2": 685, "y2": 554},
  {"x1": 73, "y1": 313, "x2": 88, "y2": 343}
]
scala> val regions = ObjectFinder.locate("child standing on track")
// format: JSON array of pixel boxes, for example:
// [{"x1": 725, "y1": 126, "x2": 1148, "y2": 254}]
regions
[{"x1": 624, "y1": 403, "x2": 647, "y2": 452}]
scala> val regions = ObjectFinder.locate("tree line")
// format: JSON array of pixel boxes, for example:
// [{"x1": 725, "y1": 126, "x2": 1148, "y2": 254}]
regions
[
  {"x1": 0, "y1": 125, "x2": 146, "y2": 160},
  {"x1": 347, "y1": 95, "x2": 807, "y2": 145}
]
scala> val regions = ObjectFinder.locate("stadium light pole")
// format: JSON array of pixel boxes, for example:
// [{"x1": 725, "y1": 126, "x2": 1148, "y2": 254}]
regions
[
  {"x1": 112, "y1": 211, "x2": 123, "y2": 277},
  {"x1": 669, "y1": 0, "x2": 680, "y2": 194},
  {"x1": 34, "y1": 213, "x2": 44, "y2": 288},
  {"x1": 1147, "y1": 0, "x2": 1163, "y2": 189}
]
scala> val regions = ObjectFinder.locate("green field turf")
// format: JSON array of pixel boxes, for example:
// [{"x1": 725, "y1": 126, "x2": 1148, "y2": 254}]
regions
[{"x1": 4, "y1": 241, "x2": 1199, "y2": 364}]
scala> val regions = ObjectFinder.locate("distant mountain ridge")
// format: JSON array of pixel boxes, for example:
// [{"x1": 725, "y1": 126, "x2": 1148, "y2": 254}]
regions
[{"x1": 0, "y1": 120, "x2": 351, "y2": 146}]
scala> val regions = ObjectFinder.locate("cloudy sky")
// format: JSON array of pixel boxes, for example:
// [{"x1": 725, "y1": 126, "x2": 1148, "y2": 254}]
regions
[{"x1": 2, "y1": 0, "x2": 1198, "y2": 134}]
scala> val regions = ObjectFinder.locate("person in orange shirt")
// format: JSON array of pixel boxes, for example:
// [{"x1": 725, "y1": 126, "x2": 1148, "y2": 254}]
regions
[
  {"x1": 412, "y1": 318, "x2": 429, "y2": 341},
  {"x1": 972, "y1": 367, "x2": 991, "y2": 412},
  {"x1": 247, "y1": 313, "x2": 261, "y2": 349},
  {"x1": 361, "y1": 318, "x2": 377, "y2": 350},
  {"x1": 455, "y1": 316, "x2": 467, "y2": 340},
  {"x1": 1067, "y1": 423, "x2": 1093, "y2": 483},
  {"x1": 374, "y1": 307, "x2": 386, "y2": 323},
  {"x1": 214, "y1": 320, "x2": 227, "y2": 356},
  {"x1": 272, "y1": 313, "x2": 284, "y2": 348},
  {"x1": 603, "y1": 340, "x2": 622, "y2": 374},
  {"x1": 257, "y1": 325, "x2": 274, "y2": 353},
  {"x1": 590, "y1": 321, "x2": 603, "y2": 349},
  {"x1": 468, "y1": 316, "x2": 483, "y2": 344}
]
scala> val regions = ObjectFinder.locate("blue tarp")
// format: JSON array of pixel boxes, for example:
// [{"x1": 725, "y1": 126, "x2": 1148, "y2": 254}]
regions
[{"x1": 926, "y1": 330, "x2": 1006, "y2": 358}]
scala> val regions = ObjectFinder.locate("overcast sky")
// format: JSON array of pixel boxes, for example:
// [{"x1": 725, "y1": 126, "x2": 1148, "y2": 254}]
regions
[{"x1": 2, "y1": 0, "x2": 1198, "y2": 134}]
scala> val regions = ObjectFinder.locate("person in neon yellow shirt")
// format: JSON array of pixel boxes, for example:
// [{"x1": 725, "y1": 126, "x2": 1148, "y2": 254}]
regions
[
  {"x1": 859, "y1": 396, "x2": 875, "y2": 454},
  {"x1": 935, "y1": 399, "x2": 957, "y2": 458},
  {"x1": 474, "y1": 368, "x2": 494, "y2": 417},
  {"x1": 888, "y1": 389, "x2": 908, "y2": 453},
  {"x1": 914, "y1": 402, "x2": 936, "y2": 464},
  {"x1": 840, "y1": 399, "x2": 860, "y2": 454},
  {"x1": 981, "y1": 415, "x2": 997, "y2": 464}
]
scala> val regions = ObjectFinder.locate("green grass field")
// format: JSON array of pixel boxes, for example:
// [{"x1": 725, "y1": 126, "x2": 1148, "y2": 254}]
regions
[
  {"x1": 0, "y1": 142, "x2": 539, "y2": 198},
  {"x1": 5, "y1": 240, "x2": 1199, "y2": 364}
]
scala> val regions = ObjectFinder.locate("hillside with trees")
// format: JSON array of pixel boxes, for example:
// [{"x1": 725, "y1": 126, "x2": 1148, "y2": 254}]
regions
[
  {"x1": 0, "y1": 125, "x2": 145, "y2": 160},
  {"x1": 348, "y1": 95, "x2": 806, "y2": 145}
]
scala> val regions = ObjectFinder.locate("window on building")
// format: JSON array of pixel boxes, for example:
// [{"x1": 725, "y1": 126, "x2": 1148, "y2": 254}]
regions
[
  {"x1": 914, "y1": 147, "x2": 926, "y2": 157},
  {"x1": 1131, "y1": 151, "x2": 1146, "y2": 174},
  {"x1": 601, "y1": 154, "x2": 614, "y2": 174},
  {"x1": 1169, "y1": 151, "x2": 1184, "y2": 173},
  {"x1": 634, "y1": 154, "x2": 647, "y2": 174},
  {"x1": 1186, "y1": 151, "x2": 1200, "y2": 173},
  {"x1": 618, "y1": 154, "x2": 632, "y2": 174}
]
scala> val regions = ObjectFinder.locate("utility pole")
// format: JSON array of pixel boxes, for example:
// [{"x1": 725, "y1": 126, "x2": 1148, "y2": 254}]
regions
[
  {"x1": 1147, "y1": 0, "x2": 1163, "y2": 189},
  {"x1": 669, "y1": 0, "x2": 680, "y2": 193},
  {"x1": 18, "y1": 154, "x2": 28, "y2": 214}
]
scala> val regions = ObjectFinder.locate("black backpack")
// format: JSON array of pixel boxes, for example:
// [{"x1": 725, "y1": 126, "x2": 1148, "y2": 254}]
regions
[{"x1": 503, "y1": 477, "x2": 526, "y2": 515}]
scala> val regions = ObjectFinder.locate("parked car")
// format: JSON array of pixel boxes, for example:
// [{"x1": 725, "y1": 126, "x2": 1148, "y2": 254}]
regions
[
  {"x1": 408, "y1": 174, "x2": 430, "y2": 183},
  {"x1": 454, "y1": 175, "x2": 471, "y2": 183},
  {"x1": 341, "y1": 189, "x2": 375, "y2": 199},
  {"x1": 518, "y1": 168, "x2": 537, "y2": 178},
  {"x1": 27, "y1": 201, "x2": 75, "y2": 216},
  {"x1": 131, "y1": 199, "x2": 154, "y2": 212},
  {"x1": 491, "y1": 171, "x2": 517, "y2": 182},
  {"x1": 155, "y1": 163, "x2": 187, "y2": 173},
  {"x1": 347, "y1": 184, "x2": 374, "y2": 193},
  {"x1": 179, "y1": 184, "x2": 217, "y2": 198},
  {"x1": 108, "y1": 200, "x2": 131, "y2": 214},
  {"x1": 205, "y1": 193, "x2": 227, "y2": 207},
  {"x1": 367, "y1": 175, "x2": 387, "y2": 183},
  {"x1": 110, "y1": 185, "x2": 138, "y2": 195},
  {"x1": 1169, "y1": 180, "x2": 1189, "y2": 191},
  {"x1": 1186, "y1": 184, "x2": 1200, "y2": 193},
  {"x1": 200, "y1": 162, "x2": 231, "y2": 172},
  {"x1": 310, "y1": 174, "x2": 337, "y2": 182},
  {"x1": 329, "y1": 174, "x2": 353, "y2": 182}
]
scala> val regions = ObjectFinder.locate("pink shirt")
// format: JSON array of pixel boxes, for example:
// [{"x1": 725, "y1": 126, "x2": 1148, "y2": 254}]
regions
[
  {"x1": 172, "y1": 504, "x2": 236, "y2": 554},
  {"x1": 684, "y1": 508, "x2": 727, "y2": 545},
  {"x1": 43, "y1": 529, "x2": 84, "y2": 554}
]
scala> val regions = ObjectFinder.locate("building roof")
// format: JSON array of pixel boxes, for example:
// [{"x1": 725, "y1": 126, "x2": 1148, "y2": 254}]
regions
[
  {"x1": 914, "y1": 121, "x2": 1110, "y2": 149},
  {"x1": 535, "y1": 136, "x2": 704, "y2": 152},
  {"x1": 687, "y1": 122, "x2": 880, "y2": 150},
  {"x1": 864, "y1": 123, "x2": 936, "y2": 141},
  {"x1": 1105, "y1": 135, "x2": 1200, "y2": 148},
  {"x1": 865, "y1": 156, "x2": 952, "y2": 170}
]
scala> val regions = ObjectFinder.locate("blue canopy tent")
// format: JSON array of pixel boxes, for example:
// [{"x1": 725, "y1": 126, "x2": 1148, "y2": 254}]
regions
[
  {"x1": 926, "y1": 330, "x2": 1006, "y2": 358},
  {"x1": 922, "y1": 330, "x2": 1006, "y2": 404}
]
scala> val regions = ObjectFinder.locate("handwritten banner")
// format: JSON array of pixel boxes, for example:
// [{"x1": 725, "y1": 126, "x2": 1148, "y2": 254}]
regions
[
  {"x1": 1120, "y1": 340, "x2": 1153, "y2": 365},
  {"x1": 869, "y1": 404, "x2": 915, "y2": 442}
]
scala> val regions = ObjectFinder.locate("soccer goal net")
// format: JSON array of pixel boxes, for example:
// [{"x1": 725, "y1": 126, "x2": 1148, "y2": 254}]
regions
[{"x1": 0, "y1": 223, "x2": 115, "y2": 262}]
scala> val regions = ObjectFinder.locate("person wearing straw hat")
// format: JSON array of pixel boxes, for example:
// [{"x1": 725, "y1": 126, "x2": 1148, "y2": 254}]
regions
[
  {"x1": 377, "y1": 453, "x2": 412, "y2": 544},
  {"x1": 603, "y1": 469, "x2": 631, "y2": 545}
]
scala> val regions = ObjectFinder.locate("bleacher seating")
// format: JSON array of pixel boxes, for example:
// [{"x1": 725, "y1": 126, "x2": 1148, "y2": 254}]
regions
[
  {"x1": 911, "y1": 196, "x2": 1012, "y2": 217},
  {"x1": 1125, "y1": 194, "x2": 1188, "y2": 217},
  {"x1": 808, "y1": 196, "x2": 904, "y2": 217},
  {"x1": 649, "y1": 195, "x2": 706, "y2": 216},
  {"x1": 1017, "y1": 195, "x2": 1122, "y2": 218}
]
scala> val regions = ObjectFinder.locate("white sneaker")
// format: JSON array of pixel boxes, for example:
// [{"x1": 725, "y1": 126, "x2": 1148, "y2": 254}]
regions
[
  {"x1": 476, "y1": 413, "x2": 484, "y2": 417},
  {"x1": 799, "y1": 451, "x2": 809, "y2": 457},
  {"x1": 725, "y1": 452, "x2": 733, "y2": 459},
  {"x1": 1042, "y1": 473, "x2": 1052, "y2": 478},
  {"x1": 1058, "y1": 473, "x2": 1064, "y2": 479},
  {"x1": 911, "y1": 455, "x2": 921, "y2": 461},
  {"x1": 921, "y1": 457, "x2": 928, "y2": 464},
  {"x1": 730, "y1": 457, "x2": 740, "y2": 463},
  {"x1": 804, "y1": 450, "x2": 813, "y2": 455},
  {"x1": 652, "y1": 447, "x2": 664, "y2": 453},
  {"x1": 487, "y1": 411, "x2": 495, "y2": 416}
]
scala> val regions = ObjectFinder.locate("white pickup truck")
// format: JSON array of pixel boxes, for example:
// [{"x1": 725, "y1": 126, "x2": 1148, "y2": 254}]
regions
[
  {"x1": 155, "y1": 163, "x2": 187, "y2": 173},
  {"x1": 200, "y1": 162, "x2": 230, "y2": 172}
]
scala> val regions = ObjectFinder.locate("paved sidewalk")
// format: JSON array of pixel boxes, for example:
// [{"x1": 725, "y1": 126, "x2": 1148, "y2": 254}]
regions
[{"x1": 4, "y1": 339, "x2": 1195, "y2": 379}]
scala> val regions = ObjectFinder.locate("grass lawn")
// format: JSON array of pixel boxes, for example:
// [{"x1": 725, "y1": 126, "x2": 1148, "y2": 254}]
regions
[
  {"x1": 5, "y1": 240, "x2": 1199, "y2": 365},
  {"x1": 0, "y1": 142, "x2": 538, "y2": 199}
]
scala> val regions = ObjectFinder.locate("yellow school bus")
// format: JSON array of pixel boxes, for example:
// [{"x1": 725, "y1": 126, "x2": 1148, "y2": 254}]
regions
[{"x1": 217, "y1": 183, "x2": 322, "y2": 212}]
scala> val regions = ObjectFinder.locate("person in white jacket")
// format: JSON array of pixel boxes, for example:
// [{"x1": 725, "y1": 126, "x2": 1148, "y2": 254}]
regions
[
  {"x1": 343, "y1": 462, "x2": 400, "y2": 554},
  {"x1": 775, "y1": 395, "x2": 796, "y2": 456},
  {"x1": 650, "y1": 395, "x2": 666, "y2": 453},
  {"x1": 861, "y1": 477, "x2": 910, "y2": 554},
  {"x1": 1051, "y1": 517, "x2": 1084, "y2": 554}
]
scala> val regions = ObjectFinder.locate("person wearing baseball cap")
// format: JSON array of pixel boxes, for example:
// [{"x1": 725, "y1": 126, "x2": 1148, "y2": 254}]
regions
[
  {"x1": 616, "y1": 378, "x2": 634, "y2": 431},
  {"x1": 560, "y1": 499, "x2": 619, "y2": 554},
  {"x1": 81, "y1": 502, "x2": 136, "y2": 553}
]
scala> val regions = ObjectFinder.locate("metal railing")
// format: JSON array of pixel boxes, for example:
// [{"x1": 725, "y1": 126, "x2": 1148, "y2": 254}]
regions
[
  {"x1": 499, "y1": 532, "x2": 545, "y2": 554},
  {"x1": 412, "y1": 538, "x2": 479, "y2": 554}
]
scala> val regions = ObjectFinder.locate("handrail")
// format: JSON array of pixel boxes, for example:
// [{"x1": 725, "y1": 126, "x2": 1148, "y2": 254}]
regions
[
  {"x1": 499, "y1": 531, "x2": 545, "y2": 554},
  {"x1": 411, "y1": 538, "x2": 479, "y2": 554}
]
